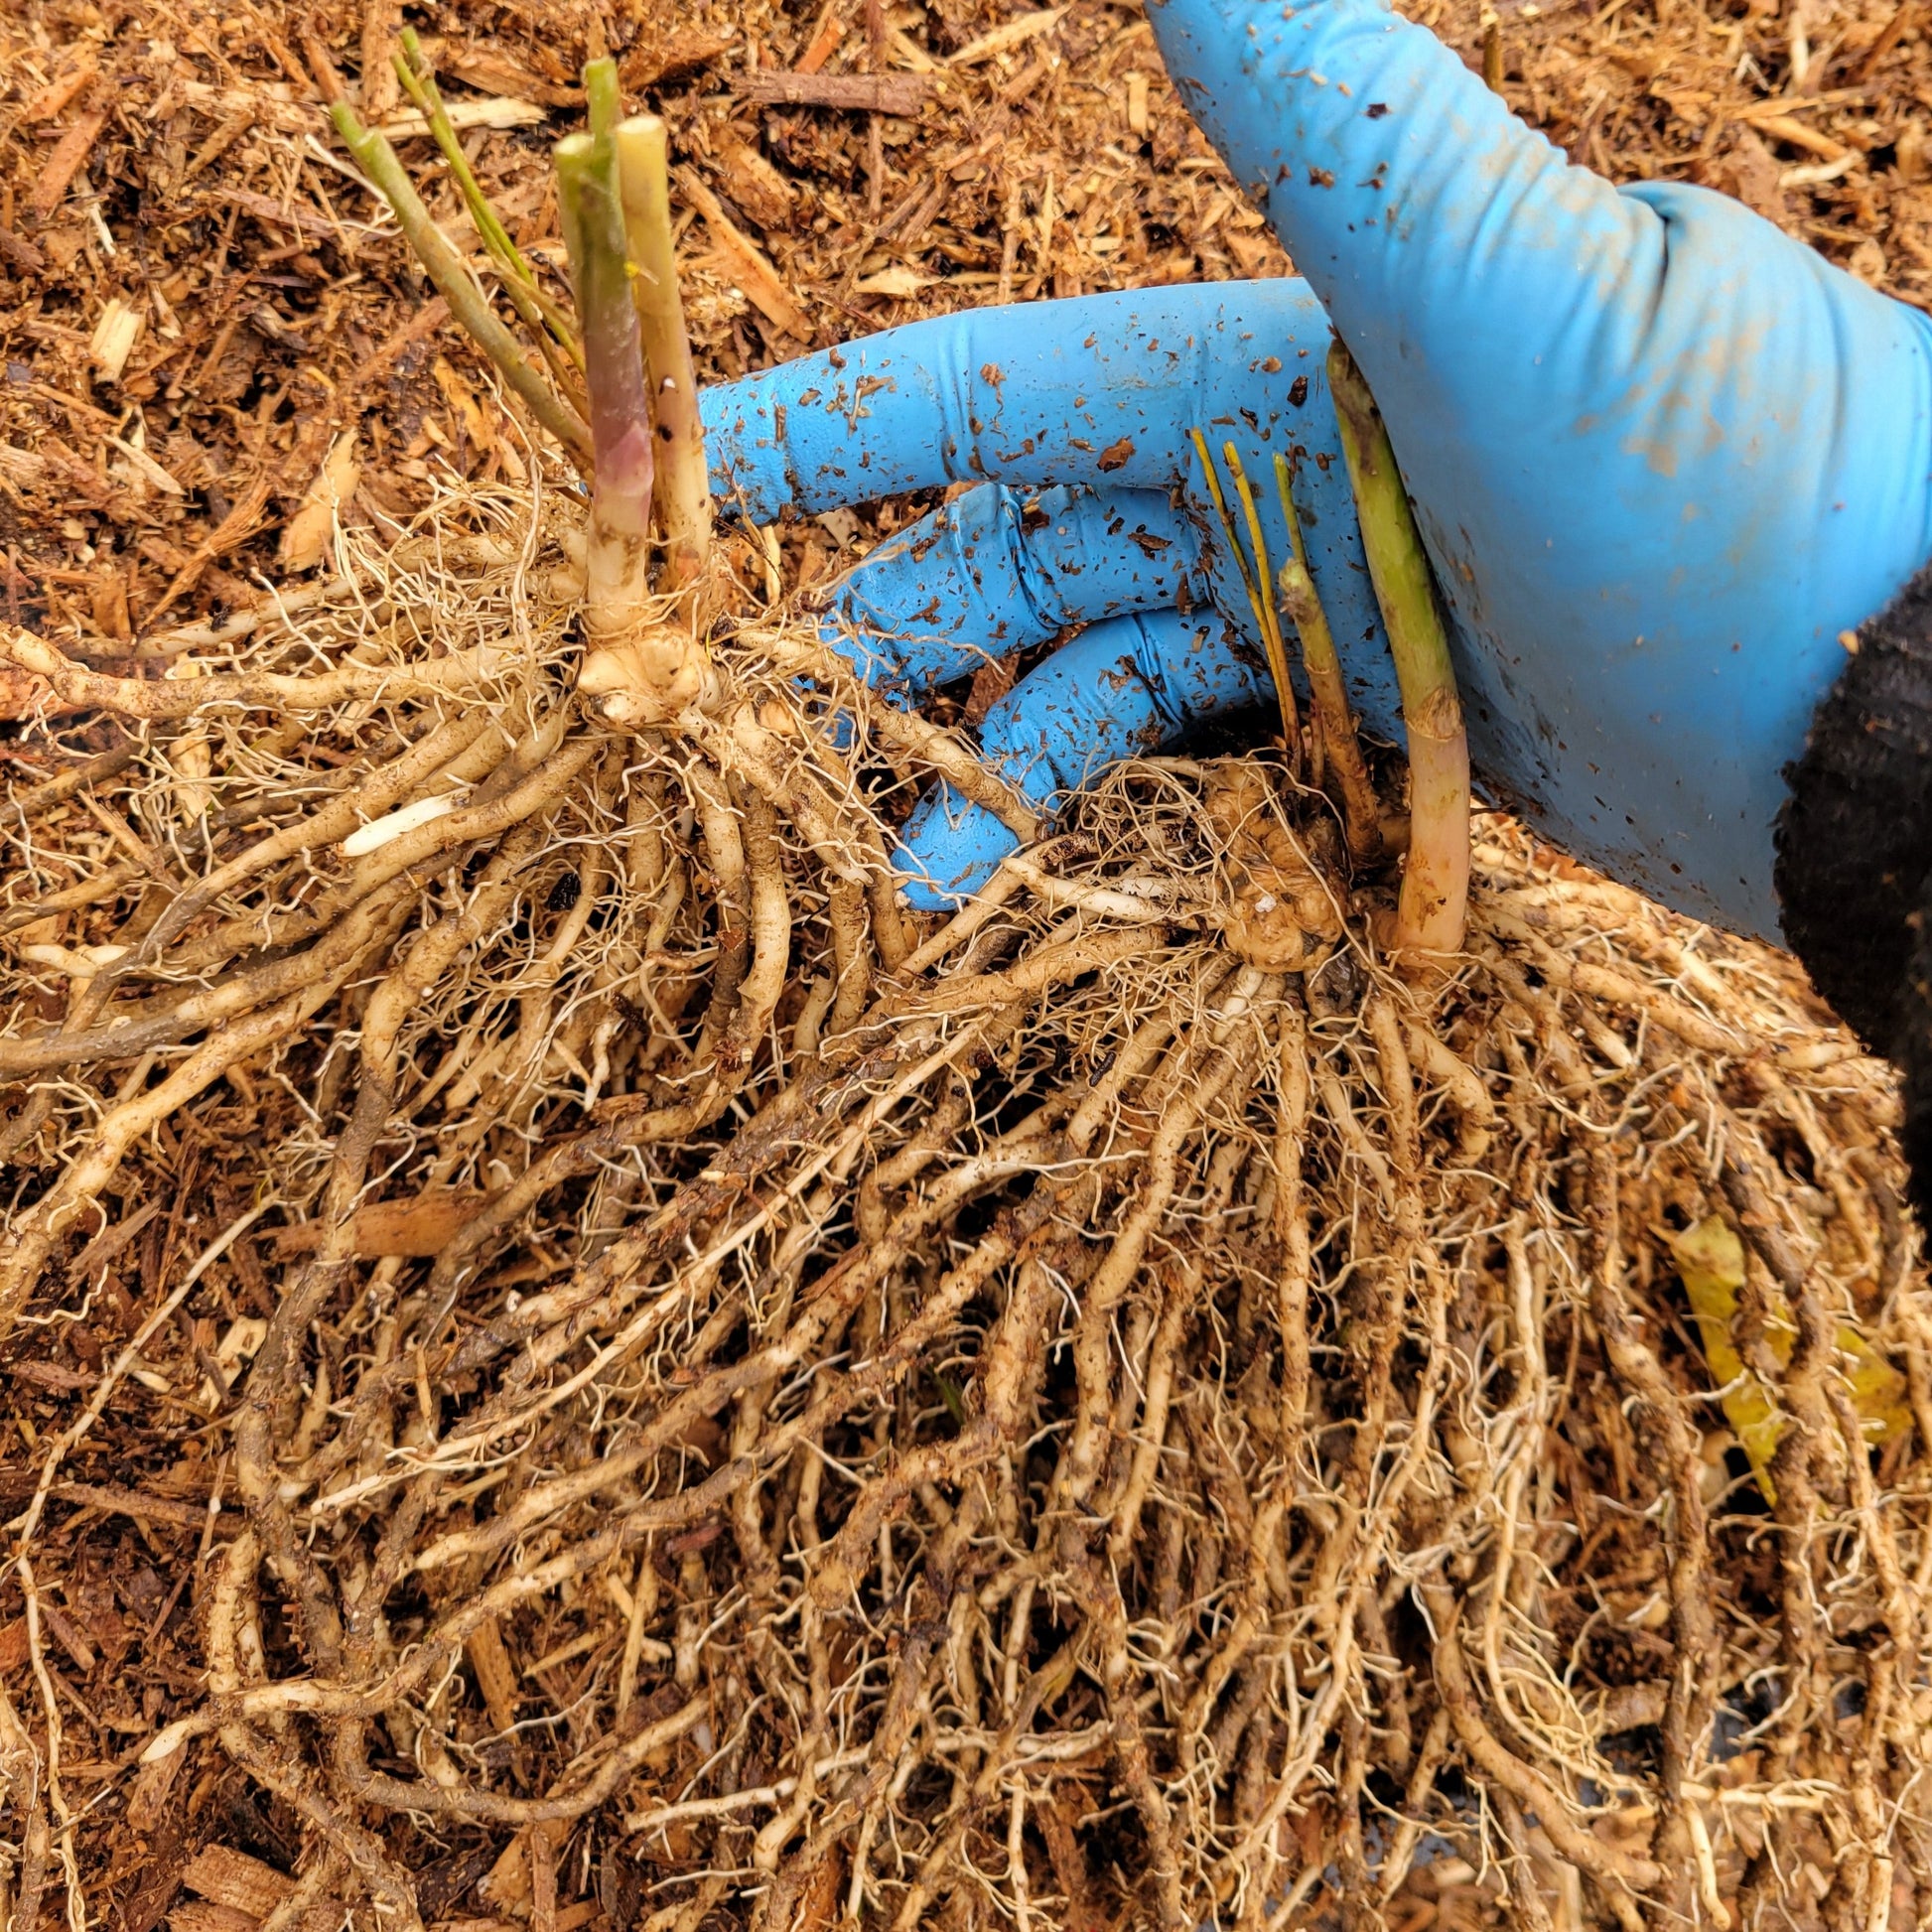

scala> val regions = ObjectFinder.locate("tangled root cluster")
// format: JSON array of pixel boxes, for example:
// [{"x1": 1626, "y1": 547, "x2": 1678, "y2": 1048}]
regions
[{"x1": 4, "y1": 482, "x2": 1932, "y2": 1932}]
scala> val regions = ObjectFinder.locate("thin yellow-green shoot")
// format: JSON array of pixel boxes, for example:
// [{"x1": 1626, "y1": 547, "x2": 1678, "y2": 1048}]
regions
[
  {"x1": 1221, "y1": 441, "x2": 1302, "y2": 760},
  {"x1": 307, "y1": 36, "x2": 590, "y2": 468},
  {"x1": 392, "y1": 29, "x2": 585, "y2": 382},
  {"x1": 1187, "y1": 431, "x2": 1298, "y2": 757},
  {"x1": 1271, "y1": 453, "x2": 1381, "y2": 865}
]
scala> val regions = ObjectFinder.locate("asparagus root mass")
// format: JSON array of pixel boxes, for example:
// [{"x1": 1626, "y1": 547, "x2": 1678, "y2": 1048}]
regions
[{"x1": 2, "y1": 51, "x2": 1927, "y2": 1932}]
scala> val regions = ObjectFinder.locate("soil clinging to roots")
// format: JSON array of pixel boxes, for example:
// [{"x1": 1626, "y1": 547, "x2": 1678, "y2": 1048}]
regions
[{"x1": 3, "y1": 474, "x2": 1931, "y2": 1932}]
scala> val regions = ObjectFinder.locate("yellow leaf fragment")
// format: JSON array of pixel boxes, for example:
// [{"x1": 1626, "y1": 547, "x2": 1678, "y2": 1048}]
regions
[{"x1": 1673, "y1": 1214, "x2": 1910, "y2": 1503}]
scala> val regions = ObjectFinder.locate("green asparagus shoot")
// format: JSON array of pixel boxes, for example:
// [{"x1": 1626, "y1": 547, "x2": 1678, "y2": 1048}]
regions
[
  {"x1": 556, "y1": 127, "x2": 655, "y2": 642},
  {"x1": 1326, "y1": 342, "x2": 1470, "y2": 953}
]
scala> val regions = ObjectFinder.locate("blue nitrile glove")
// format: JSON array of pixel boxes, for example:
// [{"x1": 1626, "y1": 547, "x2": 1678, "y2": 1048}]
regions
[
  {"x1": 700, "y1": 0, "x2": 1932, "y2": 938},
  {"x1": 703, "y1": 285, "x2": 1398, "y2": 908}
]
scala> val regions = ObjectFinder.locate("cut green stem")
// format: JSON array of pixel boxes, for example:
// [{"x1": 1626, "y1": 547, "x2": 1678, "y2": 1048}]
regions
[
  {"x1": 1272, "y1": 453, "x2": 1382, "y2": 865},
  {"x1": 584, "y1": 56, "x2": 623, "y2": 141},
  {"x1": 309, "y1": 46, "x2": 591, "y2": 469},
  {"x1": 1327, "y1": 342, "x2": 1469, "y2": 953},
  {"x1": 618, "y1": 115, "x2": 713, "y2": 589},
  {"x1": 556, "y1": 128, "x2": 656, "y2": 648}
]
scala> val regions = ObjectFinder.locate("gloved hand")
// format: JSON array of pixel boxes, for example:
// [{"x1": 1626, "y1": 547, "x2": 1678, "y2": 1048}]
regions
[
  {"x1": 699, "y1": 0, "x2": 1932, "y2": 947},
  {"x1": 704, "y1": 282, "x2": 1396, "y2": 908}
]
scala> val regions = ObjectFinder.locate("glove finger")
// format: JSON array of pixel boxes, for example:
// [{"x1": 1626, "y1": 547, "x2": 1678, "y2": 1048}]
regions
[
  {"x1": 808, "y1": 463, "x2": 1402, "y2": 743},
  {"x1": 895, "y1": 607, "x2": 1269, "y2": 907},
  {"x1": 1151, "y1": 0, "x2": 1643, "y2": 399},
  {"x1": 818, "y1": 483, "x2": 1210, "y2": 697},
  {"x1": 702, "y1": 282, "x2": 1335, "y2": 523}
]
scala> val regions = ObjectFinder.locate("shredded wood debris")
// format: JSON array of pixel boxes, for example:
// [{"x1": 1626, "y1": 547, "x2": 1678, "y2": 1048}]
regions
[{"x1": 4, "y1": 4, "x2": 1932, "y2": 1932}]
